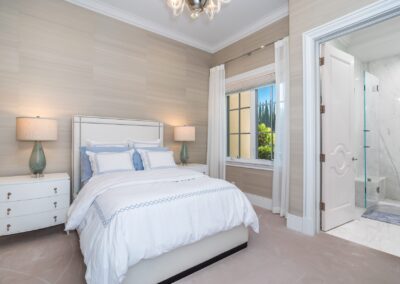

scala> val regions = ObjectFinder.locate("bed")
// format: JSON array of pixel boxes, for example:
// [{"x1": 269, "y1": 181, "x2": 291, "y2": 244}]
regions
[{"x1": 67, "y1": 116, "x2": 259, "y2": 284}]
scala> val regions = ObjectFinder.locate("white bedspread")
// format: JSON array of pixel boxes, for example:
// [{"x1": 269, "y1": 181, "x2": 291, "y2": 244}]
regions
[{"x1": 65, "y1": 168, "x2": 259, "y2": 284}]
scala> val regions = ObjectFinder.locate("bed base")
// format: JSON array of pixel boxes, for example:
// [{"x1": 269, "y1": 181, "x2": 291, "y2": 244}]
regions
[{"x1": 123, "y1": 225, "x2": 249, "y2": 284}]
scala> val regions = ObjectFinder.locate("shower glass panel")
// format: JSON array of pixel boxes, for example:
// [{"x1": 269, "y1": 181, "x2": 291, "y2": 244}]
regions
[{"x1": 363, "y1": 71, "x2": 382, "y2": 208}]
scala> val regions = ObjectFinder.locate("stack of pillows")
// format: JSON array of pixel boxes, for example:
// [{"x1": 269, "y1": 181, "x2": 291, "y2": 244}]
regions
[{"x1": 80, "y1": 139, "x2": 177, "y2": 184}]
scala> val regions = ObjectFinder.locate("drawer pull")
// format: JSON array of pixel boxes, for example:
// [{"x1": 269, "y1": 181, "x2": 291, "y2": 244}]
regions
[
  {"x1": 6, "y1": 224, "x2": 11, "y2": 231},
  {"x1": 54, "y1": 201, "x2": 57, "y2": 208},
  {"x1": 7, "y1": 192, "x2": 11, "y2": 200},
  {"x1": 6, "y1": 208, "x2": 11, "y2": 215},
  {"x1": 53, "y1": 216, "x2": 57, "y2": 223},
  {"x1": 53, "y1": 187, "x2": 58, "y2": 194}
]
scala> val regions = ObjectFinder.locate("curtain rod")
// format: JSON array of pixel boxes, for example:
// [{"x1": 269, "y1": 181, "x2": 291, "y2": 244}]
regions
[{"x1": 223, "y1": 37, "x2": 284, "y2": 65}]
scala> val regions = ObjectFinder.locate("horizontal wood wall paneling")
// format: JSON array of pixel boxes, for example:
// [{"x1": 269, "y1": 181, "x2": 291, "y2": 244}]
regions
[{"x1": 0, "y1": 0, "x2": 211, "y2": 177}]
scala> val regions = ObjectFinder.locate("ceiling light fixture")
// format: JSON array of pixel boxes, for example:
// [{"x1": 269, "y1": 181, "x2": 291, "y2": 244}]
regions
[{"x1": 166, "y1": 0, "x2": 231, "y2": 20}]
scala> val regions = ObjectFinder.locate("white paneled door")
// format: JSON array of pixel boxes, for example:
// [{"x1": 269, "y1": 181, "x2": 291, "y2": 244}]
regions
[{"x1": 320, "y1": 44, "x2": 355, "y2": 231}]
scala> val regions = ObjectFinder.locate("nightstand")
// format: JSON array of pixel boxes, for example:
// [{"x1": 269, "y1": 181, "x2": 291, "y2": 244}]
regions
[
  {"x1": 0, "y1": 173, "x2": 70, "y2": 236},
  {"x1": 178, "y1": 163, "x2": 208, "y2": 175}
]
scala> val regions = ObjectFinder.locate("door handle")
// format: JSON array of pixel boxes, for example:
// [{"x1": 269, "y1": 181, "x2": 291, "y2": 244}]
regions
[{"x1": 352, "y1": 157, "x2": 358, "y2": 161}]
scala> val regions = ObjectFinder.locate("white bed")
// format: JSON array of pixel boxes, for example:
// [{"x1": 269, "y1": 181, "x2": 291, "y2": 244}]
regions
[{"x1": 68, "y1": 116, "x2": 259, "y2": 284}]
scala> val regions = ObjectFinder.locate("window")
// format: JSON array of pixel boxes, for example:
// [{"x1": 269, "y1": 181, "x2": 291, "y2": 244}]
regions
[{"x1": 227, "y1": 84, "x2": 276, "y2": 162}]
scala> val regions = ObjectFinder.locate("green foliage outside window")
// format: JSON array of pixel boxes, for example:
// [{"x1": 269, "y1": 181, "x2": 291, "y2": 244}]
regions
[{"x1": 258, "y1": 123, "x2": 275, "y2": 160}]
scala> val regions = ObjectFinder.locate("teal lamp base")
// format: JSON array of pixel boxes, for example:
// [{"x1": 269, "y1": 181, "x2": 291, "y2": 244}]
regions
[
  {"x1": 29, "y1": 141, "x2": 46, "y2": 177},
  {"x1": 180, "y1": 142, "x2": 189, "y2": 165}
]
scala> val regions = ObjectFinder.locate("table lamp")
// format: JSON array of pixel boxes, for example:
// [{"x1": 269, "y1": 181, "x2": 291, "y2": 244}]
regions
[
  {"x1": 174, "y1": 126, "x2": 195, "y2": 165},
  {"x1": 16, "y1": 116, "x2": 58, "y2": 177}
]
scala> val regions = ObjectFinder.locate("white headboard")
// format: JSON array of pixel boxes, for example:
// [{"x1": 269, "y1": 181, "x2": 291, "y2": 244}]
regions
[{"x1": 72, "y1": 115, "x2": 164, "y2": 198}]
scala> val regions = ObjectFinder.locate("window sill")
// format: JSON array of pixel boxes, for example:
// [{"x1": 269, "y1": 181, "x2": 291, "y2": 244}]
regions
[{"x1": 225, "y1": 159, "x2": 274, "y2": 171}]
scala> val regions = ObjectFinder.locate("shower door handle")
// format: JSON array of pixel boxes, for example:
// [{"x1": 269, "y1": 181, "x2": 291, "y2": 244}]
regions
[{"x1": 352, "y1": 157, "x2": 358, "y2": 161}]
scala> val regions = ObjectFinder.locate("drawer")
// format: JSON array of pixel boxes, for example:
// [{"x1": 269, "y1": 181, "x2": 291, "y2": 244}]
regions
[
  {"x1": 0, "y1": 180, "x2": 69, "y2": 202},
  {"x1": 0, "y1": 195, "x2": 70, "y2": 219},
  {"x1": 0, "y1": 208, "x2": 67, "y2": 236}
]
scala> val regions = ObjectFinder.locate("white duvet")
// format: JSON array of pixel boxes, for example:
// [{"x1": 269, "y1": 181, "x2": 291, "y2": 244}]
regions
[{"x1": 65, "y1": 168, "x2": 259, "y2": 284}]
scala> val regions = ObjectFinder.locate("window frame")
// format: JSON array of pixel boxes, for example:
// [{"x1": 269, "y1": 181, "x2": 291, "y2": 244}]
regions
[{"x1": 225, "y1": 65, "x2": 276, "y2": 170}]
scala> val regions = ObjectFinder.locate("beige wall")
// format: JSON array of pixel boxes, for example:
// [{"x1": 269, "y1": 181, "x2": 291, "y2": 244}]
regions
[
  {"x1": 0, "y1": 0, "x2": 212, "y2": 177},
  {"x1": 213, "y1": 17, "x2": 289, "y2": 78},
  {"x1": 226, "y1": 166, "x2": 273, "y2": 198},
  {"x1": 288, "y1": 0, "x2": 378, "y2": 216}
]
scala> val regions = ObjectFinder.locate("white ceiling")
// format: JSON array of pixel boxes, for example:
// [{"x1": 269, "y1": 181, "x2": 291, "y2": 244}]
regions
[
  {"x1": 334, "y1": 16, "x2": 400, "y2": 62},
  {"x1": 66, "y1": 0, "x2": 288, "y2": 53}
]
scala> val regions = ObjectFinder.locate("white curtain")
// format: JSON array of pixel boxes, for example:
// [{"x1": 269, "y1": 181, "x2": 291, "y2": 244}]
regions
[
  {"x1": 207, "y1": 65, "x2": 226, "y2": 179},
  {"x1": 272, "y1": 37, "x2": 290, "y2": 217}
]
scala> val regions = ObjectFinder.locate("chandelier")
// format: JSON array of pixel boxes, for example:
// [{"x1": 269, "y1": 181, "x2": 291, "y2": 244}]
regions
[{"x1": 166, "y1": 0, "x2": 231, "y2": 20}]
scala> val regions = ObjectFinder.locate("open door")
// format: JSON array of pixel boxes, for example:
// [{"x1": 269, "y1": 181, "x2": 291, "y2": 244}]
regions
[{"x1": 320, "y1": 44, "x2": 355, "y2": 231}]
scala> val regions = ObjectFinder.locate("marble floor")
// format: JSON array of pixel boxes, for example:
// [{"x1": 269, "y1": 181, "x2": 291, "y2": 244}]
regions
[
  {"x1": 326, "y1": 201, "x2": 400, "y2": 257},
  {"x1": 1, "y1": 207, "x2": 400, "y2": 284}
]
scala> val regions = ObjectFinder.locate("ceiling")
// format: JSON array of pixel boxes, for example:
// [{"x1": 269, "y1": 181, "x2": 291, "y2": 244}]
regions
[
  {"x1": 66, "y1": 0, "x2": 288, "y2": 53},
  {"x1": 333, "y1": 15, "x2": 400, "y2": 62}
]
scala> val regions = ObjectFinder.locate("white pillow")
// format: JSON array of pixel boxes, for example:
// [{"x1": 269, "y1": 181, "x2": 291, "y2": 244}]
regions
[
  {"x1": 86, "y1": 150, "x2": 134, "y2": 175},
  {"x1": 129, "y1": 139, "x2": 161, "y2": 148},
  {"x1": 86, "y1": 139, "x2": 128, "y2": 147},
  {"x1": 138, "y1": 150, "x2": 176, "y2": 170}
]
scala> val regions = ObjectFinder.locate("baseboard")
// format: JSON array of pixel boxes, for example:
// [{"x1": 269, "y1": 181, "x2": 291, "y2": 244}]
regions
[
  {"x1": 286, "y1": 213, "x2": 303, "y2": 233},
  {"x1": 245, "y1": 193, "x2": 272, "y2": 210}
]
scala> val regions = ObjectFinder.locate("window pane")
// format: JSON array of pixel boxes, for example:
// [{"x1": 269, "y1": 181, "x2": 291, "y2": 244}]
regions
[
  {"x1": 240, "y1": 134, "x2": 251, "y2": 159},
  {"x1": 229, "y1": 93, "x2": 239, "y2": 110},
  {"x1": 229, "y1": 110, "x2": 239, "y2": 133},
  {"x1": 241, "y1": 91, "x2": 251, "y2": 108},
  {"x1": 229, "y1": 134, "x2": 239, "y2": 158},
  {"x1": 256, "y1": 84, "x2": 276, "y2": 161},
  {"x1": 240, "y1": 108, "x2": 250, "y2": 133}
]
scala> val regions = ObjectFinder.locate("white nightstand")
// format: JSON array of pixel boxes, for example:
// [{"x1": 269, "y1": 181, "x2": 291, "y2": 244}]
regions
[
  {"x1": 0, "y1": 173, "x2": 70, "y2": 236},
  {"x1": 178, "y1": 163, "x2": 208, "y2": 175}
]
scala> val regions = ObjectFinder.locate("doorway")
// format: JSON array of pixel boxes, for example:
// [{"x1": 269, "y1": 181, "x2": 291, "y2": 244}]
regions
[{"x1": 319, "y1": 15, "x2": 400, "y2": 257}]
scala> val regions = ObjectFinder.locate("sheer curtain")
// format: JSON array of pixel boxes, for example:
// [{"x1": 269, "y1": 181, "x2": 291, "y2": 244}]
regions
[
  {"x1": 272, "y1": 37, "x2": 290, "y2": 217},
  {"x1": 207, "y1": 65, "x2": 226, "y2": 179}
]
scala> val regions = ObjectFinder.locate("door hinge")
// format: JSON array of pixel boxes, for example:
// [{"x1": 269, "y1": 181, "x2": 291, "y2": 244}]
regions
[
  {"x1": 320, "y1": 154, "x2": 326, "y2": 162},
  {"x1": 320, "y1": 105, "x2": 325, "y2": 114},
  {"x1": 319, "y1": 57, "x2": 325, "y2": 66},
  {"x1": 320, "y1": 202, "x2": 325, "y2": 211}
]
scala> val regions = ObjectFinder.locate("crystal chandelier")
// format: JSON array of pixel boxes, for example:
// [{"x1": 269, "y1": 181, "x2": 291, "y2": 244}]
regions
[{"x1": 166, "y1": 0, "x2": 231, "y2": 20}]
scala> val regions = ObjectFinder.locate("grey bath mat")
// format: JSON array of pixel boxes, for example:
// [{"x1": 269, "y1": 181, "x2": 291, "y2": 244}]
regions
[{"x1": 362, "y1": 204, "x2": 400, "y2": 226}]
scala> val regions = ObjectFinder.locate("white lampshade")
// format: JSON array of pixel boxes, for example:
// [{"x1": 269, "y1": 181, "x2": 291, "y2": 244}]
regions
[
  {"x1": 174, "y1": 126, "x2": 195, "y2": 142},
  {"x1": 16, "y1": 117, "x2": 58, "y2": 141}
]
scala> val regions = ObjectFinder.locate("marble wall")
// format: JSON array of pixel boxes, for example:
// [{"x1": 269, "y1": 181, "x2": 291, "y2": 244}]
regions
[{"x1": 366, "y1": 56, "x2": 400, "y2": 201}]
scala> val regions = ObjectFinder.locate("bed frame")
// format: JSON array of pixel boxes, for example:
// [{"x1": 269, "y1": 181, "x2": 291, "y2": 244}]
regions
[{"x1": 72, "y1": 115, "x2": 248, "y2": 283}]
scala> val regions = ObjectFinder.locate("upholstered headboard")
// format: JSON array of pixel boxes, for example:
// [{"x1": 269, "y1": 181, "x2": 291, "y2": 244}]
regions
[{"x1": 72, "y1": 116, "x2": 164, "y2": 198}]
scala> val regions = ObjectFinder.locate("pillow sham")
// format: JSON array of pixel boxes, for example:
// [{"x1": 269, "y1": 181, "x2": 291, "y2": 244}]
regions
[
  {"x1": 129, "y1": 139, "x2": 161, "y2": 148},
  {"x1": 86, "y1": 150, "x2": 135, "y2": 175},
  {"x1": 138, "y1": 150, "x2": 176, "y2": 170},
  {"x1": 132, "y1": 147, "x2": 168, "y2": 170},
  {"x1": 80, "y1": 146, "x2": 130, "y2": 183}
]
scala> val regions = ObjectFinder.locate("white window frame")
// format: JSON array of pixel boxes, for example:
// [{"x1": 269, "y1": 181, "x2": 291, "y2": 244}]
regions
[{"x1": 225, "y1": 64, "x2": 275, "y2": 170}]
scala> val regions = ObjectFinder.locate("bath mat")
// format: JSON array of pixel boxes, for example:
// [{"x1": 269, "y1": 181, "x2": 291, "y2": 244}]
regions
[{"x1": 362, "y1": 204, "x2": 400, "y2": 226}]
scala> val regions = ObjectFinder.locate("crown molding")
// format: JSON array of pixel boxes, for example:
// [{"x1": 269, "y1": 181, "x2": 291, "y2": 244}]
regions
[
  {"x1": 65, "y1": 0, "x2": 287, "y2": 54},
  {"x1": 65, "y1": 0, "x2": 213, "y2": 52},
  {"x1": 210, "y1": 6, "x2": 288, "y2": 52}
]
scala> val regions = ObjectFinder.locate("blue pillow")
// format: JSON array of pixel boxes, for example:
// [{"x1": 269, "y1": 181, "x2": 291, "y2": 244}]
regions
[
  {"x1": 133, "y1": 147, "x2": 168, "y2": 171},
  {"x1": 80, "y1": 146, "x2": 130, "y2": 183}
]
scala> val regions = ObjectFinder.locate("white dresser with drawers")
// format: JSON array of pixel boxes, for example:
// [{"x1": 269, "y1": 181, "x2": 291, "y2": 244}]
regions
[{"x1": 0, "y1": 173, "x2": 70, "y2": 236}]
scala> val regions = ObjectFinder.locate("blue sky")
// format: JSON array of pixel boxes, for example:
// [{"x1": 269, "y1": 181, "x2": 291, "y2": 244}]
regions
[{"x1": 258, "y1": 85, "x2": 275, "y2": 104}]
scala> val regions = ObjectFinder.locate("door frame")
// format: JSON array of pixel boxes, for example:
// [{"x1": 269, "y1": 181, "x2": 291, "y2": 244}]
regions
[{"x1": 302, "y1": 0, "x2": 400, "y2": 236}]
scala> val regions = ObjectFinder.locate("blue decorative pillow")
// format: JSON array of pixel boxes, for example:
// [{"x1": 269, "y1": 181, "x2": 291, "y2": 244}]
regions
[
  {"x1": 80, "y1": 146, "x2": 130, "y2": 183},
  {"x1": 132, "y1": 147, "x2": 168, "y2": 171}
]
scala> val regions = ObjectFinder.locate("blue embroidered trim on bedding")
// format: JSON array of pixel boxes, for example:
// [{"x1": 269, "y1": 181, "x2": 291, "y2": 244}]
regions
[{"x1": 94, "y1": 186, "x2": 233, "y2": 226}]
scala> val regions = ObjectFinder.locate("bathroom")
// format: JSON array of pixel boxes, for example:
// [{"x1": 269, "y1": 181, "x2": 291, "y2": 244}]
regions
[{"x1": 320, "y1": 15, "x2": 400, "y2": 256}]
